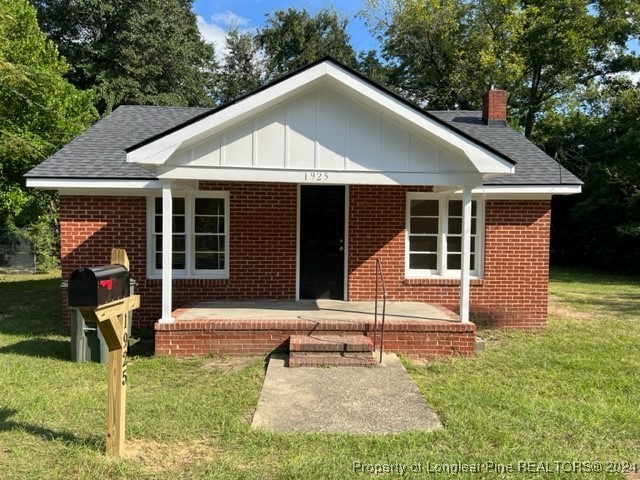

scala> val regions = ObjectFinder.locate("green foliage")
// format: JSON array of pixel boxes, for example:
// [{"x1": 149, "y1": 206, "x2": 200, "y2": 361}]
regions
[
  {"x1": 0, "y1": 0, "x2": 96, "y2": 244},
  {"x1": 216, "y1": 28, "x2": 263, "y2": 105},
  {"x1": 31, "y1": 0, "x2": 218, "y2": 114},
  {"x1": 216, "y1": 7, "x2": 374, "y2": 103},
  {"x1": 23, "y1": 211, "x2": 59, "y2": 272},
  {"x1": 0, "y1": 225, "x2": 20, "y2": 257},
  {"x1": 365, "y1": 0, "x2": 640, "y2": 136},
  {"x1": 537, "y1": 80, "x2": 640, "y2": 272},
  {"x1": 366, "y1": 0, "x2": 479, "y2": 109},
  {"x1": 258, "y1": 7, "x2": 358, "y2": 81},
  {"x1": 357, "y1": 50, "x2": 392, "y2": 87}
]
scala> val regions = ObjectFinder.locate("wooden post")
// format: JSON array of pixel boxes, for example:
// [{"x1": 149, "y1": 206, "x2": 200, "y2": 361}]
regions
[
  {"x1": 78, "y1": 249, "x2": 139, "y2": 458},
  {"x1": 106, "y1": 312, "x2": 127, "y2": 457},
  {"x1": 107, "y1": 248, "x2": 129, "y2": 457},
  {"x1": 111, "y1": 247, "x2": 130, "y2": 271},
  {"x1": 80, "y1": 295, "x2": 139, "y2": 457}
]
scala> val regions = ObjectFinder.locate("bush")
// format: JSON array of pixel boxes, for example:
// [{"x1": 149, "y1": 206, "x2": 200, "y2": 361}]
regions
[{"x1": 23, "y1": 215, "x2": 60, "y2": 273}]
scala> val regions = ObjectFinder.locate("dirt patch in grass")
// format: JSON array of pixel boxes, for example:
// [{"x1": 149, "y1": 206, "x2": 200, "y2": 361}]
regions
[
  {"x1": 202, "y1": 356, "x2": 260, "y2": 373},
  {"x1": 123, "y1": 438, "x2": 217, "y2": 473},
  {"x1": 548, "y1": 301, "x2": 591, "y2": 320}
]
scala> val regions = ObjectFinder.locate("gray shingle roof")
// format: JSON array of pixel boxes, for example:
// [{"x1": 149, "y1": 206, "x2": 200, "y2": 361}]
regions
[
  {"x1": 429, "y1": 111, "x2": 582, "y2": 185},
  {"x1": 26, "y1": 105, "x2": 211, "y2": 179},
  {"x1": 27, "y1": 104, "x2": 581, "y2": 187}
]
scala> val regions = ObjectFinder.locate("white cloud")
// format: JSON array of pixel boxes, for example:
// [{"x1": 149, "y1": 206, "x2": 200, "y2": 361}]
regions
[
  {"x1": 196, "y1": 12, "x2": 253, "y2": 61},
  {"x1": 196, "y1": 15, "x2": 228, "y2": 53},
  {"x1": 626, "y1": 71, "x2": 640, "y2": 85},
  {"x1": 210, "y1": 10, "x2": 252, "y2": 28},
  {"x1": 605, "y1": 70, "x2": 640, "y2": 86}
]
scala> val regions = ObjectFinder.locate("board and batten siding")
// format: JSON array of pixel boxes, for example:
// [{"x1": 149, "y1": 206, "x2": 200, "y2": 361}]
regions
[{"x1": 166, "y1": 86, "x2": 474, "y2": 174}]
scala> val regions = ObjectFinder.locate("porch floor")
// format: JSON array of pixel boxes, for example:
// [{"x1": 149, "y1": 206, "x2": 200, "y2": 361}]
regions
[{"x1": 172, "y1": 299, "x2": 459, "y2": 324}]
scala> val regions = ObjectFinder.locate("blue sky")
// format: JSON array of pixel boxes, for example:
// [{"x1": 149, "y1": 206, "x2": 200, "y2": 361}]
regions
[{"x1": 192, "y1": 0, "x2": 379, "y2": 57}]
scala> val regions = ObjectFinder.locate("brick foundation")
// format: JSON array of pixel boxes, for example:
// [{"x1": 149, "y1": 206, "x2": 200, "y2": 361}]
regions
[
  {"x1": 154, "y1": 318, "x2": 476, "y2": 359},
  {"x1": 59, "y1": 184, "x2": 551, "y2": 334}
]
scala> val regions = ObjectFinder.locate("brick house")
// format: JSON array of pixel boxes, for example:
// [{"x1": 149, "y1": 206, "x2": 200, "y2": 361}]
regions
[{"x1": 27, "y1": 58, "x2": 581, "y2": 358}]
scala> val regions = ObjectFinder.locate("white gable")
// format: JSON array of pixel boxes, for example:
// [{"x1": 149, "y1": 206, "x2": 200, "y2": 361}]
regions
[
  {"x1": 127, "y1": 60, "x2": 514, "y2": 186},
  {"x1": 166, "y1": 86, "x2": 473, "y2": 174}
]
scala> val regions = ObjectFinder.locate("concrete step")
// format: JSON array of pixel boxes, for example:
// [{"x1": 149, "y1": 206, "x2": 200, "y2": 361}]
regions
[{"x1": 289, "y1": 334, "x2": 373, "y2": 353}]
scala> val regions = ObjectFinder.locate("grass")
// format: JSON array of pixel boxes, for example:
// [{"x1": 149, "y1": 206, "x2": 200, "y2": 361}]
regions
[{"x1": 1, "y1": 268, "x2": 639, "y2": 479}]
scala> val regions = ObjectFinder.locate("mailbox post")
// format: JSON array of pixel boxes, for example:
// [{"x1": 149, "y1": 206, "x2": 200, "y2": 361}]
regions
[{"x1": 68, "y1": 248, "x2": 140, "y2": 457}]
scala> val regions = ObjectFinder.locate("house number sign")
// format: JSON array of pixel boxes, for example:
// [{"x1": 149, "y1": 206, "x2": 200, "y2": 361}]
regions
[
  {"x1": 304, "y1": 172, "x2": 329, "y2": 182},
  {"x1": 121, "y1": 331, "x2": 128, "y2": 385}
]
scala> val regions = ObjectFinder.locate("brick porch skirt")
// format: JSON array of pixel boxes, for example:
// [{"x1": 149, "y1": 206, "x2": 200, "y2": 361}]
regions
[{"x1": 154, "y1": 318, "x2": 476, "y2": 359}]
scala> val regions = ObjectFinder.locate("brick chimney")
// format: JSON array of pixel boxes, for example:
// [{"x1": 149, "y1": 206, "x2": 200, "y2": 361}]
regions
[{"x1": 482, "y1": 89, "x2": 508, "y2": 126}]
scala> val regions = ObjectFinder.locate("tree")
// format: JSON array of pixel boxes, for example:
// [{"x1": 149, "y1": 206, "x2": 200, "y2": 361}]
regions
[
  {"x1": 357, "y1": 50, "x2": 393, "y2": 87},
  {"x1": 216, "y1": 28, "x2": 263, "y2": 104},
  {"x1": 365, "y1": 0, "x2": 640, "y2": 136},
  {"x1": 31, "y1": 0, "x2": 217, "y2": 114},
  {"x1": 258, "y1": 7, "x2": 358, "y2": 81},
  {"x1": 0, "y1": 0, "x2": 97, "y2": 268},
  {"x1": 536, "y1": 79, "x2": 640, "y2": 272},
  {"x1": 364, "y1": 0, "x2": 479, "y2": 109}
]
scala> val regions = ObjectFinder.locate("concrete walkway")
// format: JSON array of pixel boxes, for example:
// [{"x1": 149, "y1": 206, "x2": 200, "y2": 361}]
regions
[{"x1": 251, "y1": 353, "x2": 442, "y2": 434}]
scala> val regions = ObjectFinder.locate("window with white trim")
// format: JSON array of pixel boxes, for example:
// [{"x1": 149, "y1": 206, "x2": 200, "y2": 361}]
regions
[
  {"x1": 406, "y1": 193, "x2": 483, "y2": 278},
  {"x1": 148, "y1": 192, "x2": 229, "y2": 278}
]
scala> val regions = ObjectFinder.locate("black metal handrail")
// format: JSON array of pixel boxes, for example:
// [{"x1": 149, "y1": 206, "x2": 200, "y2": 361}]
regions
[{"x1": 372, "y1": 258, "x2": 387, "y2": 364}]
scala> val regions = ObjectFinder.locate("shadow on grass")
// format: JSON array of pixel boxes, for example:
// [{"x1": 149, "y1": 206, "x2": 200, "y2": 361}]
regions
[
  {"x1": 550, "y1": 267, "x2": 640, "y2": 318},
  {"x1": 0, "y1": 408, "x2": 102, "y2": 451},
  {"x1": 550, "y1": 266, "x2": 640, "y2": 286},
  {"x1": 128, "y1": 337, "x2": 155, "y2": 358},
  {"x1": 0, "y1": 338, "x2": 70, "y2": 361},
  {"x1": 0, "y1": 274, "x2": 64, "y2": 338},
  {"x1": 563, "y1": 296, "x2": 640, "y2": 318}
]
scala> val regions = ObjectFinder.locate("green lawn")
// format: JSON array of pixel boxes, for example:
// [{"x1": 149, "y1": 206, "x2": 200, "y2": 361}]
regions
[{"x1": 0, "y1": 268, "x2": 638, "y2": 479}]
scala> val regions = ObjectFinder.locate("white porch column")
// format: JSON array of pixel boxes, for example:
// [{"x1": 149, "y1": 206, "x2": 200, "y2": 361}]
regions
[
  {"x1": 460, "y1": 186, "x2": 473, "y2": 323},
  {"x1": 159, "y1": 183, "x2": 174, "y2": 323}
]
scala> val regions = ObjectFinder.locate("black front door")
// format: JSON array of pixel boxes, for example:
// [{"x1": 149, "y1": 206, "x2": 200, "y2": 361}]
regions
[{"x1": 299, "y1": 186, "x2": 345, "y2": 300}]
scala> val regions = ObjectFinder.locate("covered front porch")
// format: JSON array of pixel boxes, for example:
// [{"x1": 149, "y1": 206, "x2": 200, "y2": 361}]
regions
[
  {"x1": 127, "y1": 59, "x2": 515, "y2": 358},
  {"x1": 154, "y1": 299, "x2": 476, "y2": 359}
]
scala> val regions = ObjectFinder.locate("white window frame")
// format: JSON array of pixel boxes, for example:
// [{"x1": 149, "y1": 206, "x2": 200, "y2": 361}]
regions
[
  {"x1": 405, "y1": 192, "x2": 484, "y2": 279},
  {"x1": 147, "y1": 191, "x2": 230, "y2": 279}
]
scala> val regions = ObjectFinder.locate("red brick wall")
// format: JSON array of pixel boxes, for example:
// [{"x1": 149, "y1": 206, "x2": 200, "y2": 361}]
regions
[
  {"x1": 60, "y1": 184, "x2": 550, "y2": 329},
  {"x1": 60, "y1": 196, "x2": 148, "y2": 325},
  {"x1": 60, "y1": 182, "x2": 297, "y2": 327},
  {"x1": 348, "y1": 186, "x2": 551, "y2": 328}
]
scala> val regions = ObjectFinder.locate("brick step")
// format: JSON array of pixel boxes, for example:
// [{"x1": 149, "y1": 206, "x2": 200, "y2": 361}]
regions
[
  {"x1": 288, "y1": 353, "x2": 378, "y2": 368},
  {"x1": 289, "y1": 334, "x2": 373, "y2": 353}
]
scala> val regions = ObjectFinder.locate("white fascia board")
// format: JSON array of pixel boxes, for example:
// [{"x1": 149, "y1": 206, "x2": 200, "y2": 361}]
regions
[
  {"x1": 26, "y1": 178, "x2": 201, "y2": 196},
  {"x1": 156, "y1": 165, "x2": 485, "y2": 186},
  {"x1": 27, "y1": 178, "x2": 164, "y2": 190},
  {"x1": 466, "y1": 185, "x2": 582, "y2": 199},
  {"x1": 127, "y1": 64, "x2": 331, "y2": 166},
  {"x1": 323, "y1": 64, "x2": 515, "y2": 175}
]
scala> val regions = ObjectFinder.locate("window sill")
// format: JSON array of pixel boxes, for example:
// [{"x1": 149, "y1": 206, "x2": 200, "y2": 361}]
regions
[
  {"x1": 147, "y1": 274, "x2": 229, "y2": 282},
  {"x1": 404, "y1": 277, "x2": 484, "y2": 286}
]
